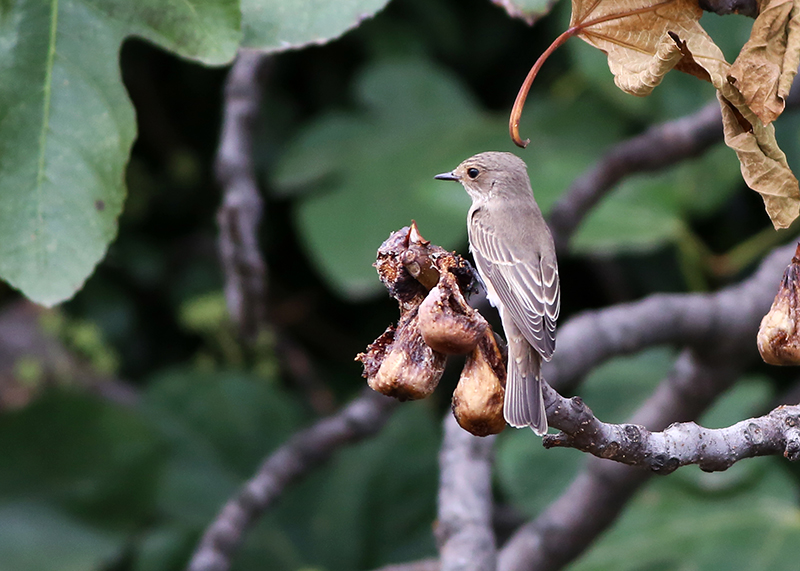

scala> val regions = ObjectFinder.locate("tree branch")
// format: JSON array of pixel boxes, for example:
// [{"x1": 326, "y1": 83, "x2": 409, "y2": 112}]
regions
[
  {"x1": 436, "y1": 415, "x2": 497, "y2": 571},
  {"x1": 498, "y1": 347, "x2": 747, "y2": 571},
  {"x1": 545, "y1": 397, "x2": 800, "y2": 470},
  {"x1": 215, "y1": 50, "x2": 271, "y2": 341},
  {"x1": 545, "y1": 241, "x2": 795, "y2": 393},
  {"x1": 547, "y1": 101, "x2": 722, "y2": 251},
  {"x1": 186, "y1": 388, "x2": 397, "y2": 571}
]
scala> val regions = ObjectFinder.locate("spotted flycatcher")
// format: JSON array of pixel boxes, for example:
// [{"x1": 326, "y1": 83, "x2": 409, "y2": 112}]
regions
[{"x1": 435, "y1": 151, "x2": 559, "y2": 434}]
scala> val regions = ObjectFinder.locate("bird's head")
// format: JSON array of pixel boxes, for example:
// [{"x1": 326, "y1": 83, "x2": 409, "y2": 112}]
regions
[{"x1": 434, "y1": 151, "x2": 531, "y2": 202}]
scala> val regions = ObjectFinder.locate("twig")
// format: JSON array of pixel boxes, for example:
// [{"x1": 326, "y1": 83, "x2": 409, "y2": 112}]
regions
[
  {"x1": 186, "y1": 388, "x2": 397, "y2": 571},
  {"x1": 436, "y1": 415, "x2": 497, "y2": 571},
  {"x1": 545, "y1": 394, "x2": 800, "y2": 470},
  {"x1": 215, "y1": 50, "x2": 271, "y2": 341},
  {"x1": 547, "y1": 101, "x2": 723, "y2": 251}
]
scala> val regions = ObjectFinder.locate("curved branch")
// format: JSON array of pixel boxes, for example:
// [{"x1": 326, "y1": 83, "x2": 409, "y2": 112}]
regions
[
  {"x1": 498, "y1": 347, "x2": 746, "y2": 571},
  {"x1": 186, "y1": 389, "x2": 397, "y2": 571},
  {"x1": 547, "y1": 101, "x2": 723, "y2": 251},
  {"x1": 436, "y1": 415, "x2": 497, "y2": 571}
]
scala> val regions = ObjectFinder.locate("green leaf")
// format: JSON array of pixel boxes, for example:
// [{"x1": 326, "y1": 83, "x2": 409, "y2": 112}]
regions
[
  {"x1": 0, "y1": 0, "x2": 240, "y2": 306},
  {"x1": 272, "y1": 58, "x2": 513, "y2": 298},
  {"x1": 572, "y1": 461, "x2": 800, "y2": 571},
  {"x1": 272, "y1": 56, "x2": 623, "y2": 299},
  {"x1": 0, "y1": 502, "x2": 122, "y2": 571},
  {"x1": 142, "y1": 369, "x2": 303, "y2": 526},
  {"x1": 241, "y1": 0, "x2": 391, "y2": 51},
  {"x1": 0, "y1": 390, "x2": 164, "y2": 529}
]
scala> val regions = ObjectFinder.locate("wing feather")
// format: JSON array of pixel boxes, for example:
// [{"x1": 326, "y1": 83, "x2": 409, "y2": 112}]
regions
[{"x1": 469, "y1": 208, "x2": 560, "y2": 360}]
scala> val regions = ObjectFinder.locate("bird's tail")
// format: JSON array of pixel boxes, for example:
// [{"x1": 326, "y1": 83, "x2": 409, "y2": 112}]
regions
[{"x1": 503, "y1": 329, "x2": 547, "y2": 435}]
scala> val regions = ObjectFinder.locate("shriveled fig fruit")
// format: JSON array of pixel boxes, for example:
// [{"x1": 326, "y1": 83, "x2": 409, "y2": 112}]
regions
[
  {"x1": 359, "y1": 309, "x2": 446, "y2": 400},
  {"x1": 758, "y1": 244, "x2": 800, "y2": 365},
  {"x1": 418, "y1": 272, "x2": 488, "y2": 355},
  {"x1": 452, "y1": 331, "x2": 507, "y2": 436}
]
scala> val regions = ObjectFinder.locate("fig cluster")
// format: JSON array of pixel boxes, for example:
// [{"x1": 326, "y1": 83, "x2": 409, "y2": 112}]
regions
[{"x1": 356, "y1": 223, "x2": 507, "y2": 436}]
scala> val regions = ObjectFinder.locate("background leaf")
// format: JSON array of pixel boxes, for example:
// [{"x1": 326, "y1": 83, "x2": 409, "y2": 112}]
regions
[
  {"x1": 0, "y1": 0, "x2": 240, "y2": 305},
  {"x1": 0, "y1": 502, "x2": 122, "y2": 571},
  {"x1": 241, "y1": 0, "x2": 392, "y2": 51}
]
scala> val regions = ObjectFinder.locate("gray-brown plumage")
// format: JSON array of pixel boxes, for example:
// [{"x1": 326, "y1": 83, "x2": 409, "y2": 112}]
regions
[{"x1": 435, "y1": 151, "x2": 559, "y2": 434}]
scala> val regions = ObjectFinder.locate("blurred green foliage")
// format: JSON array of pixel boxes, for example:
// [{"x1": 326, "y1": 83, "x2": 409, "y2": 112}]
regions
[{"x1": 0, "y1": 0, "x2": 799, "y2": 570}]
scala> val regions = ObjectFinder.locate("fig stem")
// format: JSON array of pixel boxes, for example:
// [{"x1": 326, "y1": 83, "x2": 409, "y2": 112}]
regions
[
  {"x1": 510, "y1": 27, "x2": 575, "y2": 148},
  {"x1": 509, "y1": 0, "x2": 679, "y2": 148}
]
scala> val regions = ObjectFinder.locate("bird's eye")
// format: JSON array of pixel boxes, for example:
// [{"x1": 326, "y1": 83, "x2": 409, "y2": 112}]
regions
[{"x1": 467, "y1": 167, "x2": 479, "y2": 179}]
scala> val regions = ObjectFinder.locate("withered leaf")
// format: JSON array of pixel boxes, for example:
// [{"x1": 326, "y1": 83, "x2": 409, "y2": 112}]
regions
[
  {"x1": 728, "y1": 0, "x2": 800, "y2": 125},
  {"x1": 719, "y1": 92, "x2": 800, "y2": 229},
  {"x1": 569, "y1": 0, "x2": 800, "y2": 228},
  {"x1": 570, "y1": 0, "x2": 724, "y2": 96}
]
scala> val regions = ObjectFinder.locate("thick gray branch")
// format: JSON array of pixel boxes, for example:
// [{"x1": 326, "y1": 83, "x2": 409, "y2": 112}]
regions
[
  {"x1": 436, "y1": 415, "x2": 497, "y2": 571},
  {"x1": 545, "y1": 242, "x2": 795, "y2": 393},
  {"x1": 186, "y1": 389, "x2": 397, "y2": 571},
  {"x1": 545, "y1": 398, "x2": 800, "y2": 470}
]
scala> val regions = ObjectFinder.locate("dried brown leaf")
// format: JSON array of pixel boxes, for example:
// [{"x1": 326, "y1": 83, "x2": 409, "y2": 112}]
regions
[
  {"x1": 570, "y1": 0, "x2": 727, "y2": 95},
  {"x1": 729, "y1": 0, "x2": 800, "y2": 125},
  {"x1": 571, "y1": 0, "x2": 800, "y2": 228},
  {"x1": 719, "y1": 92, "x2": 800, "y2": 229}
]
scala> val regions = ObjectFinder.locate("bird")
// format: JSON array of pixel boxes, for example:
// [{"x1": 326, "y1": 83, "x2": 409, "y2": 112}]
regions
[{"x1": 435, "y1": 151, "x2": 559, "y2": 435}]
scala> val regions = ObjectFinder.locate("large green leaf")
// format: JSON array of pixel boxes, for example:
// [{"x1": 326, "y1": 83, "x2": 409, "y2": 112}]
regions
[
  {"x1": 272, "y1": 58, "x2": 618, "y2": 299},
  {"x1": 573, "y1": 462, "x2": 800, "y2": 571},
  {"x1": 0, "y1": 502, "x2": 121, "y2": 571},
  {"x1": 241, "y1": 0, "x2": 391, "y2": 51},
  {"x1": 272, "y1": 58, "x2": 511, "y2": 298},
  {"x1": 0, "y1": 0, "x2": 240, "y2": 306}
]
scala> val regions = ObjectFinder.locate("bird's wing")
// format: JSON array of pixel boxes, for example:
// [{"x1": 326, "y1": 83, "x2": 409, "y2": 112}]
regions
[{"x1": 469, "y1": 210, "x2": 559, "y2": 360}]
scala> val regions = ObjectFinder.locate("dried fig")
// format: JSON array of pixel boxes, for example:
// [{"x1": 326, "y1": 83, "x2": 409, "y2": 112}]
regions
[
  {"x1": 758, "y1": 244, "x2": 800, "y2": 365},
  {"x1": 418, "y1": 272, "x2": 488, "y2": 355},
  {"x1": 452, "y1": 331, "x2": 506, "y2": 436},
  {"x1": 360, "y1": 308, "x2": 446, "y2": 400}
]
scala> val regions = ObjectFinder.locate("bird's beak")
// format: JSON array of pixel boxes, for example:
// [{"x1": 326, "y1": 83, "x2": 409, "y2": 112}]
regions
[{"x1": 434, "y1": 171, "x2": 459, "y2": 181}]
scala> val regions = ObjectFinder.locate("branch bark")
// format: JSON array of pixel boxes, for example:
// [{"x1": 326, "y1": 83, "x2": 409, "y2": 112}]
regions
[
  {"x1": 436, "y1": 415, "x2": 497, "y2": 571},
  {"x1": 186, "y1": 388, "x2": 397, "y2": 571},
  {"x1": 544, "y1": 398, "x2": 800, "y2": 470},
  {"x1": 216, "y1": 50, "x2": 271, "y2": 341}
]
